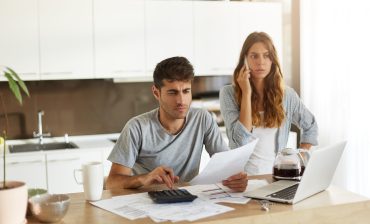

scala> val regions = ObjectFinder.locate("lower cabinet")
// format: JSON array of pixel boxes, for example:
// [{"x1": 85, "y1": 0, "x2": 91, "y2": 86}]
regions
[
  {"x1": 46, "y1": 149, "x2": 102, "y2": 194},
  {"x1": 3, "y1": 154, "x2": 47, "y2": 189}
]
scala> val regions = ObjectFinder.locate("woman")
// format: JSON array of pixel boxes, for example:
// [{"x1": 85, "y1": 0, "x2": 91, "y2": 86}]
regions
[{"x1": 220, "y1": 32, "x2": 318, "y2": 175}]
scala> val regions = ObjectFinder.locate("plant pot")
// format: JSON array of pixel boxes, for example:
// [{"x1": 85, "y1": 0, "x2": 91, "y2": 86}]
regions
[{"x1": 0, "y1": 181, "x2": 28, "y2": 224}]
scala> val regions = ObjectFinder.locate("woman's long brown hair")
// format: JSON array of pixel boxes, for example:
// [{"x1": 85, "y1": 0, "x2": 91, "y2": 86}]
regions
[{"x1": 233, "y1": 32, "x2": 285, "y2": 128}]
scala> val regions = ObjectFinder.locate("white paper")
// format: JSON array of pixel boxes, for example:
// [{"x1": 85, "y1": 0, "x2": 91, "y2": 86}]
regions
[
  {"x1": 183, "y1": 184, "x2": 251, "y2": 204},
  {"x1": 91, "y1": 192, "x2": 234, "y2": 222},
  {"x1": 190, "y1": 138, "x2": 258, "y2": 185},
  {"x1": 90, "y1": 193, "x2": 150, "y2": 220},
  {"x1": 245, "y1": 179, "x2": 269, "y2": 193},
  {"x1": 90, "y1": 181, "x2": 268, "y2": 222},
  {"x1": 147, "y1": 199, "x2": 233, "y2": 222}
]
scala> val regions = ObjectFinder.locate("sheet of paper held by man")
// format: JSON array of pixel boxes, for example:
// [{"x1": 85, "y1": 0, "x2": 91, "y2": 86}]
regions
[{"x1": 190, "y1": 138, "x2": 258, "y2": 185}]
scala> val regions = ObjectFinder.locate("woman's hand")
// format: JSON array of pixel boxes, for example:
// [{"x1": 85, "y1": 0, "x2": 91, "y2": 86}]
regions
[
  {"x1": 237, "y1": 59, "x2": 252, "y2": 97},
  {"x1": 237, "y1": 57, "x2": 253, "y2": 132}
]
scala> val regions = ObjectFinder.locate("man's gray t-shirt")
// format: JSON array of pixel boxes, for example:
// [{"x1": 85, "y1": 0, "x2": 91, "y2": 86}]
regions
[{"x1": 108, "y1": 107, "x2": 229, "y2": 182}]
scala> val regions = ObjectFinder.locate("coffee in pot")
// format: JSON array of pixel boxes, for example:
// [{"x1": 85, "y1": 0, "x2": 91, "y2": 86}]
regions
[{"x1": 273, "y1": 148, "x2": 306, "y2": 180}]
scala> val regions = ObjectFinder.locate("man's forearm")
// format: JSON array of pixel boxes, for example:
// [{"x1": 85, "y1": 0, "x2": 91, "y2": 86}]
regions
[{"x1": 106, "y1": 173, "x2": 145, "y2": 189}]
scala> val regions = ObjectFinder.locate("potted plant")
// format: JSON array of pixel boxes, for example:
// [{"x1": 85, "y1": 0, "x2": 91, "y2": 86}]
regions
[{"x1": 0, "y1": 66, "x2": 30, "y2": 224}]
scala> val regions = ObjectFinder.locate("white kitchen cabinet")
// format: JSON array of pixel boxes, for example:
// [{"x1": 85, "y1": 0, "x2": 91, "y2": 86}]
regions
[
  {"x1": 39, "y1": 0, "x2": 94, "y2": 80},
  {"x1": 145, "y1": 0, "x2": 194, "y2": 74},
  {"x1": 0, "y1": 0, "x2": 39, "y2": 81},
  {"x1": 94, "y1": 0, "x2": 145, "y2": 79},
  {"x1": 194, "y1": 1, "x2": 283, "y2": 77},
  {"x1": 237, "y1": 2, "x2": 283, "y2": 63},
  {"x1": 0, "y1": 0, "x2": 283, "y2": 82},
  {"x1": 193, "y1": 1, "x2": 239, "y2": 76},
  {"x1": 2, "y1": 154, "x2": 47, "y2": 189},
  {"x1": 46, "y1": 149, "x2": 101, "y2": 194}
]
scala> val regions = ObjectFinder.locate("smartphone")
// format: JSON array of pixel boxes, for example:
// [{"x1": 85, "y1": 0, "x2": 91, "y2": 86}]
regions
[{"x1": 244, "y1": 56, "x2": 249, "y2": 70}]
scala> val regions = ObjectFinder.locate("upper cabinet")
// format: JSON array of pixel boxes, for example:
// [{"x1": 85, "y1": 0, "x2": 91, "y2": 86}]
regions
[
  {"x1": 238, "y1": 2, "x2": 283, "y2": 63},
  {"x1": 0, "y1": 0, "x2": 282, "y2": 81},
  {"x1": 145, "y1": 1, "x2": 194, "y2": 74},
  {"x1": 193, "y1": 1, "x2": 240, "y2": 76},
  {"x1": 94, "y1": 0, "x2": 145, "y2": 80},
  {"x1": 0, "y1": 0, "x2": 39, "y2": 81},
  {"x1": 39, "y1": 0, "x2": 94, "y2": 80},
  {"x1": 193, "y1": 2, "x2": 282, "y2": 77}
]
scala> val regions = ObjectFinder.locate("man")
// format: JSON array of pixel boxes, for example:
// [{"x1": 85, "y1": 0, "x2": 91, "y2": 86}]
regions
[{"x1": 106, "y1": 56, "x2": 248, "y2": 192}]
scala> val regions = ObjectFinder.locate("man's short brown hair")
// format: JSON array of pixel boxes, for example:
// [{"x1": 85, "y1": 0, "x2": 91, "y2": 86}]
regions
[{"x1": 153, "y1": 56, "x2": 194, "y2": 89}]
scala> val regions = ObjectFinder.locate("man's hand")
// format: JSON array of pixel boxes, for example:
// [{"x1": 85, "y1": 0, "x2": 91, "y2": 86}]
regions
[
  {"x1": 222, "y1": 172, "x2": 248, "y2": 192},
  {"x1": 106, "y1": 163, "x2": 179, "y2": 189},
  {"x1": 140, "y1": 166, "x2": 179, "y2": 189},
  {"x1": 299, "y1": 143, "x2": 312, "y2": 150}
]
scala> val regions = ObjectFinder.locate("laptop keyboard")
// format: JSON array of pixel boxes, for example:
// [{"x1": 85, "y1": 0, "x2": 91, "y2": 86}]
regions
[{"x1": 267, "y1": 183, "x2": 299, "y2": 200}]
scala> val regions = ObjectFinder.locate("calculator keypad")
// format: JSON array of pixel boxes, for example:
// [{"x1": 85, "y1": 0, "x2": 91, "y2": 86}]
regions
[{"x1": 148, "y1": 189, "x2": 197, "y2": 203}]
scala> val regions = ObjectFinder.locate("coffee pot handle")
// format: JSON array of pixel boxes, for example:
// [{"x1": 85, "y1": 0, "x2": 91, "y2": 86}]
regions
[{"x1": 298, "y1": 148, "x2": 311, "y2": 166}]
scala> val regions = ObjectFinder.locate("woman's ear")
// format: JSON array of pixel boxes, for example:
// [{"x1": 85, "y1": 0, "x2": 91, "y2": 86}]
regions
[{"x1": 152, "y1": 85, "x2": 160, "y2": 100}]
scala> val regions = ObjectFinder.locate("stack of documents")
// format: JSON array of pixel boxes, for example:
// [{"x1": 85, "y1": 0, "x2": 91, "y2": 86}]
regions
[
  {"x1": 184, "y1": 180, "x2": 268, "y2": 205},
  {"x1": 91, "y1": 192, "x2": 234, "y2": 222},
  {"x1": 90, "y1": 179, "x2": 268, "y2": 223}
]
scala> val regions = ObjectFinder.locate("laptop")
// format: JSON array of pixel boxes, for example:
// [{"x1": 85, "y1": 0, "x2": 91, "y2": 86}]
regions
[{"x1": 245, "y1": 141, "x2": 346, "y2": 204}]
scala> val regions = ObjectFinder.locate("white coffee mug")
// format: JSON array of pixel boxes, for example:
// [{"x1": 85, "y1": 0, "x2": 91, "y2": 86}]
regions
[{"x1": 74, "y1": 161, "x2": 103, "y2": 201}]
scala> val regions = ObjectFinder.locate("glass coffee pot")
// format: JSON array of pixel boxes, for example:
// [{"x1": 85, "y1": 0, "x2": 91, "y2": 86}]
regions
[{"x1": 273, "y1": 148, "x2": 307, "y2": 180}]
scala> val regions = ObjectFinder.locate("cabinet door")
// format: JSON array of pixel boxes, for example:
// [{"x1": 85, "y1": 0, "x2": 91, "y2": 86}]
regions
[
  {"x1": 46, "y1": 149, "x2": 101, "y2": 194},
  {"x1": 2, "y1": 154, "x2": 47, "y2": 189},
  {"x1": 94, "y1": 0, "x2": 145, "y2": 79},
  {"x1": 39, "y1": 0, "x2": 94, "y2": 80},
  {"x1": 145, "y1": 0, "x2": 193, "y2": 73},
  {"x1": 237, "y1": 2, "x2": 283, "y2": 62},
  {"x1": 0, "y1": 0, "x2": 39, "y2": 81},
  {"x1": 193, "y1": 1, "x2": 239, "y2": 76}
]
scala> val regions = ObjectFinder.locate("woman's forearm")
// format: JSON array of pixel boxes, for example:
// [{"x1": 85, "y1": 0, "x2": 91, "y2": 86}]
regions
[{"x1": 239, "y1": 93, "x2": 253, "y2": 132}]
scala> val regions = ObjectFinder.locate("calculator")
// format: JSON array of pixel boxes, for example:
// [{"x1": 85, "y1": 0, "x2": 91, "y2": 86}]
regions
[{"x1": 148, "y1": 189, "x2": 197, "y2": 203}]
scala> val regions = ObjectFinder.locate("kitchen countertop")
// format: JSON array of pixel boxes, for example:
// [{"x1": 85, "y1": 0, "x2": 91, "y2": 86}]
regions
[
  {"x1": 5, "y1": 133, "x2": 120, "y2": 156},
  {"x1": 5, "y1": 126, "x2": 228, "y2": 156},
  {"x1": 26, "y1": 175, "x2": 370, "y2": 224}
]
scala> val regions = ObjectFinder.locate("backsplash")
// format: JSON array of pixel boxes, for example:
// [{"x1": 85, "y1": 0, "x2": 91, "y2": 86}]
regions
[
  {"x1": 0, "y1": 76, "x2": 233, "y2": 139},
  {"x1": 0, "y1": 79, "x2": 158, "y2": 139}
]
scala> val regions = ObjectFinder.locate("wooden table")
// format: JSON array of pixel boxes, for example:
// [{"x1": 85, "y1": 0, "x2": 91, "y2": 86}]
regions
[{"x1": 27, "y1": 175, "x2": 370, "y2": 224}]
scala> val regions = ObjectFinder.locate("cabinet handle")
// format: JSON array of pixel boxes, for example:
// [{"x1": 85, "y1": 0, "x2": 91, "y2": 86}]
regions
[
  {"x1": 210, "y1": 67, "x2": 231, "y2": 71},
  {"x1": 40, "y1": 72, "x2": 73, "y2": 75},
  {"x1": 7, "y1": 160, "x2": 44, "y2": 165},
  {"x1": 20, "y1": 72, "x2": 38, "y2": 76},
  {"x1": 48, "y1": 158, "x2": 80, "y2": 163},
  {"x1": 113, "y1": 70, "x2": 142, "y2": 74}
]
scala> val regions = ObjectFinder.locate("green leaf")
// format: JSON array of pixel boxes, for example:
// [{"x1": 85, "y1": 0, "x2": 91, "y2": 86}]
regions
[
  {"x1": 4, "y1": 72, "x2": 23, "y2": 105},
  {"x1": 6, "y1": 67, "x2": 30, "y2": 96}
]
